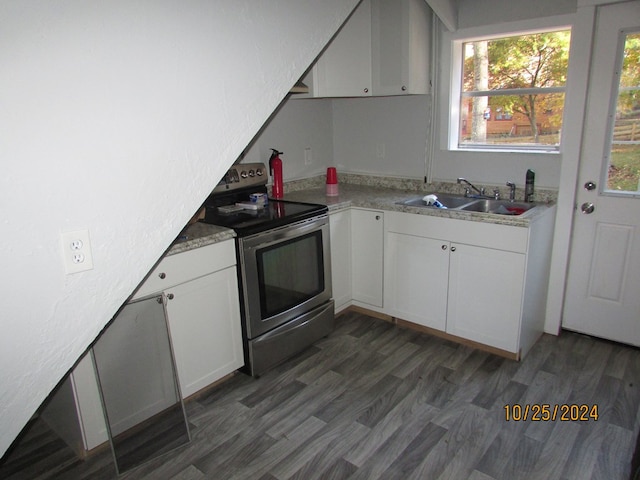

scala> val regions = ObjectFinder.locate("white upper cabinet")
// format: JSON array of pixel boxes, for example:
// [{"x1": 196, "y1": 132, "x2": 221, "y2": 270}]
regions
[
  {"x1": 371, "y1": 0, "x2": 431, "y2": 95},
  {"x1": 313, "y1": 0, "x2": 372, "y2": 97},
  {"x1": 299, "y1": 0, "x2": 430, "y2": 98}
]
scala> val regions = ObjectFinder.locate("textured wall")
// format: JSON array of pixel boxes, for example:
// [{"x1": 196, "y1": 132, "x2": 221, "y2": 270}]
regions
[{"x1": 0, "y1": 0, "x2": 358, "y2": 456}]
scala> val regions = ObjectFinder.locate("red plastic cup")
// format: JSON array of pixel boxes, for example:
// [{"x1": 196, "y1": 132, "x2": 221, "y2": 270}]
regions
[
  {"x1": 326, "y1": 167, "x2": 338, "y2": 196},
  {"x1": 326, "y1": 167, "x2": 338, "y2": 184}
]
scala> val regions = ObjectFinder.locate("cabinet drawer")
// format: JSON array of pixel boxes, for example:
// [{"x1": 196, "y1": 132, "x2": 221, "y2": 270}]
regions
[{"x1": 132, "y1": 240, "x2": 236, "y2": 299}]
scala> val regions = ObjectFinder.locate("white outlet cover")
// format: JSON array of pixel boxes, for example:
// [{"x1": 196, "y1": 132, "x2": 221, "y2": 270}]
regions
[{"x1": 61, "y1": 229, "x2": 94, "y2": 274}]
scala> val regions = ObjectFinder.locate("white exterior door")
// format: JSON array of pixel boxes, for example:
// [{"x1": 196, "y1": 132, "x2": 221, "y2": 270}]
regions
[{"x1": 563, "y1": 2, "x2": 640, "y2": 346}]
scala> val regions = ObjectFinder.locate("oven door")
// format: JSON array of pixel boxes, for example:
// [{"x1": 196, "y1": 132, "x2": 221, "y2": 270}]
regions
[{"x1": 237, "y1": 215, "x2": 332, "y2": 339}]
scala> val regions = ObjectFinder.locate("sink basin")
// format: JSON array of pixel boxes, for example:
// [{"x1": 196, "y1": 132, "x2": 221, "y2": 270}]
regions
[
  {"x1": 460, "y1": 199, "x2": 535, "y2": 215},
  {"x1": 399, "y1": 193, "x2": 474, "y2": 209},
  {"x1": 398, "y1": 193, "x2": 537, "y2": 216}
]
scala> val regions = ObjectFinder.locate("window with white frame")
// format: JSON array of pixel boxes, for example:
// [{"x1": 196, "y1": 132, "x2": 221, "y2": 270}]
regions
[{"x1": 451, "y1": 29, "x2": 571, "y2": 152}]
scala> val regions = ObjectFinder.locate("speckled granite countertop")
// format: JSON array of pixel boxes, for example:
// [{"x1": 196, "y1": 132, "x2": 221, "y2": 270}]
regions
[
  {"x1": 166, "y1": 175, "x2": 556, "y2": 255},
  {"x1": 283, "y1": 183, "x2": 555, "y2": 227},
  {"x1": 167, "y1": 222, "x2": 235, "y2": 255}
]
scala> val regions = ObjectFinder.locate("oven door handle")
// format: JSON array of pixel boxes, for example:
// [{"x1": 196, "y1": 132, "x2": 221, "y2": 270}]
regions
[{"x1": 240, "y1": 215, "x2": 328, "y2": 251}]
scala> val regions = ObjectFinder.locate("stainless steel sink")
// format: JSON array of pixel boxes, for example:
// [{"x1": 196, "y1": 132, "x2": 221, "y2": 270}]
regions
[
  {"x1": 399, "y1": 193, "x2": 475, "y2": 209},
  {"x1": 459, "y1": 199, "x2": 535, "y2": 215},
  {"x1": 398, "y1": 194, "x2": 536, "y2": 216}
]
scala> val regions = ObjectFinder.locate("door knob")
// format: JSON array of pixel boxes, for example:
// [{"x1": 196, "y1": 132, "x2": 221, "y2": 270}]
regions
[{"x1": 581, "y1": 202, "x2": 595, "y2": 214}]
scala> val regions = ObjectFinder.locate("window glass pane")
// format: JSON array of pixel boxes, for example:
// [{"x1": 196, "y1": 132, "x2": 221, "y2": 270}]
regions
[
  {"x1": 458, "y1": 30, "x2": 570, "y2": 150},
  {"x1": 606, "y1": 33, "x2": 640, "y2": 193},
  {"x1": 462, "y1": 32, "x2": 570, "y2": 92},
  {"x1": 459, "y1": 93, "x2": 564, "y2": 147}
]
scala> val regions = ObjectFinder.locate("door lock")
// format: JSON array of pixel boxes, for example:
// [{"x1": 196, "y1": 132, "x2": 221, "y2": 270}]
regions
[
  {"x1": 581, "y1": 202, "x2": 595, "y2": 214},
  {"x1": 584, "y1": 181, "x2": 597, "y2": 191}
]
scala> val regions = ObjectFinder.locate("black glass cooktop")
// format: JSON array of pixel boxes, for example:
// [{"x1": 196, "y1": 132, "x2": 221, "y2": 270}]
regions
[{"x1": 201, "y1": 198, "x2": 327, "y2": 237}]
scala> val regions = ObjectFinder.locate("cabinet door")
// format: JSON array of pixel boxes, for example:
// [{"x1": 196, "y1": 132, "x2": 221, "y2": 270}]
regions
[
  {"x1": 330, "y1": 209, "x2": 352, "y2": 312},
  {"x1": 371, "y1": 0, "x2": 430, "y2": 95},
  {"x1": 446, "y1": 244, "x2": 525, "y2": 353},
  {"x1": 385, "y1": 232, "x2": 448, "y2": 330},
  {"x1": 351, "y1": 208, "x2": 384, "y2": 308},
  {"x1": 313, "y1": 0, "x2": 372, "y2": 97},
  {"x1": 165, "y1": 267, "x2": 243, "y2": 398}
]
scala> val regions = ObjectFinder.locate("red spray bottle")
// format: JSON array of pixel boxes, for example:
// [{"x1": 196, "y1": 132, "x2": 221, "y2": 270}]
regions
[{"x1": 269, "y1": 149, "x2": 284, "y2": 199}]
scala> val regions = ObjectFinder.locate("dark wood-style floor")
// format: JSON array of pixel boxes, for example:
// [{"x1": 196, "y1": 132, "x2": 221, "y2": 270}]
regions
[{"x1": 2, "y1": 310, "x2": 639, "y2": 479}]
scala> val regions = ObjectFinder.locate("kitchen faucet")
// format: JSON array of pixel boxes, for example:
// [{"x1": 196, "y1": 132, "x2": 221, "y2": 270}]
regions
[
  {"x1": 457, "y1": 178, "x2": 485, "y2": 197},
  {"x1": 506, "y1": 181, "x2": 516, "y2": 202}
]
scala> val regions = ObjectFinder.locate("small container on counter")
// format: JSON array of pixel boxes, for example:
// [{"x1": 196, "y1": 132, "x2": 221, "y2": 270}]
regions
[
  {"x1": 326, "y1": 167, "x2": 339, "y2": 196},
  {"x1": 249, "y1": 192, "x2": 268, "y2": 205}
]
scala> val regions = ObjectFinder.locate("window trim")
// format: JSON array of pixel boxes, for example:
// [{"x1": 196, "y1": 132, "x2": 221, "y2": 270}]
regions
[{"x1": 445, "y1": 21, "x2": 573, "y2": 154}]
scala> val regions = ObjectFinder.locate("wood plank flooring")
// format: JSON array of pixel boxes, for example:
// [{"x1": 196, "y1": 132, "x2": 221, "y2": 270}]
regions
[{"x1": 2, "y1": 310, "x2": 639, "y2": 479}]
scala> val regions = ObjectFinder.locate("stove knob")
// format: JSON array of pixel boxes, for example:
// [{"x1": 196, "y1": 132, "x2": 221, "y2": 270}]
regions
[
  {"x1": 240, "y1": 170, "x2": 248, "y2": 178},
  {"x1": 256, "y1": 168, "x2": 264, "y2": 176},
  {"x1": 249, "y1": 169, "x2": 255, "y2": 177}
]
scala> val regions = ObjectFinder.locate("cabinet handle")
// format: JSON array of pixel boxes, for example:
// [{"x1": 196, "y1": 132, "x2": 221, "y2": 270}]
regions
[
  {"x1": 364, "y1": 88, "x2": 369, "y2": 93},
  {"x1": 441, "y1": 244, "x2": 447, "y2": 250},
  {"x1": 401, "y1": 85, "x2": 407, "y2": 91},
  {"x1": 167, "y1": 293, "x2": 174, "y2": 300},
  {"x1": 451, "y1": 246, "x2": 457, "y2": 252},
  {"x1": 375, "y1": 215, "x2": 381, "y2": 220},
  {"x1": 158, "y1": 272, "x2": 166, "y2": 279}
]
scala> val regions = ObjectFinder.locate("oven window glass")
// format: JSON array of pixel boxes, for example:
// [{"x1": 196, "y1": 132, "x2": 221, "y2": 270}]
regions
[{"x1": 256, "y1": 230, "x2": 324, "y2": 318}]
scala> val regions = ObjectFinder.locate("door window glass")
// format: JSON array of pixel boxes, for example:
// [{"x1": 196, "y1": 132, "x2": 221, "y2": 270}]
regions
[{"x1": 605, "y1": 31, "x2": 640, "y2": 193}]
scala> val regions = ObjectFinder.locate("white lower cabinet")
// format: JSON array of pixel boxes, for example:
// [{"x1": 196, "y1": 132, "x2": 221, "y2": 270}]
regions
[
  {"x1": 385, "y1": 232, "x2": 448, "y2": 330},
  {"x1": 134, "y1": 239, "x2": 243, "y2": 398},
  {"x1": 329, "y1": 208, "x2": 352, "y2": 312},
  {"x1": 384, "y1": 210, "x2": 555, "y2": 358},
  {"x1": 164, "y1": 265, "x2": 243, "y2": 398},
  {"x1": 351, "y1": 208, "x2": 384, "y2": 309},
  {"x1": 49, "y1": 239, "x2": 243, "y2": 453},
  {"x1": 446, "y1": 243, "x2": 525, "y2": 352}
]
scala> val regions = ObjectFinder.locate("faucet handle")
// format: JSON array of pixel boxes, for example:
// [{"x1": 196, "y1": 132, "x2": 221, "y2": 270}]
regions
[{"x1": 493, "y1": 188, "x2": 501, "y2": 200}]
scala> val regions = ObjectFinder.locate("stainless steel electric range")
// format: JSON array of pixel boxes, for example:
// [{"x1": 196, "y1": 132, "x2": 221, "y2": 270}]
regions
[{"x1": 200, "y1": 163, "x2": 334, "y2": 377}]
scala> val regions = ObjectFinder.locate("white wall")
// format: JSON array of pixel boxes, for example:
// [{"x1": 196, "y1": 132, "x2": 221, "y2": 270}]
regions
[
  {"x1": 0, "y1": 0, "x2": 359, "y2": 457},
  {"x1": 249, "y1": 94, "x2": 432, "y2": 181},
  {"x1": 241, "y1": 98, "x2": 335, "y2": 180},
  {"x1": 333, "y1": 95, "x2": 432, "y2": 178}
]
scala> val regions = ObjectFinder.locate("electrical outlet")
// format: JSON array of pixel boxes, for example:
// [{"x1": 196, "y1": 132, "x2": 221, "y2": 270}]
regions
[
  {"x1": 304, "y1": 147, "x2": 312, "y2": 165},
  {"x1": 61, "y1": 229, "x2": 94, "y2": 274}
]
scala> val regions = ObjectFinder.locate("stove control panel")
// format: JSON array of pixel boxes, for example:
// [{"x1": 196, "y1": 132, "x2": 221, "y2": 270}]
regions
[{"x1": 212, "y1": 162, "x2": 267, "y2": 193}]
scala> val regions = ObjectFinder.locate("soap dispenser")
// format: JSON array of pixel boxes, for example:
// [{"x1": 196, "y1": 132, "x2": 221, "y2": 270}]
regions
[{"x1": 525, "y1": 169, "x2": 535, "y2": 202}]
